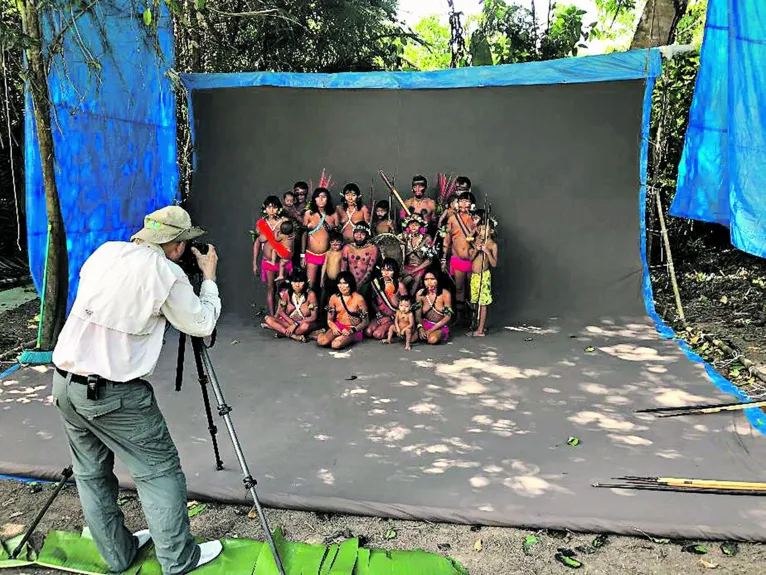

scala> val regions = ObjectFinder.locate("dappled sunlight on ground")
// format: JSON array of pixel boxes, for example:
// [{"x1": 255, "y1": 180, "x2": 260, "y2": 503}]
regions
[
  {"x1": 6, "y1": 316, "x2": 765, "y2": 535},
  {"x1": 599, "y1": 343, "x2": 678, "y2": 363}
]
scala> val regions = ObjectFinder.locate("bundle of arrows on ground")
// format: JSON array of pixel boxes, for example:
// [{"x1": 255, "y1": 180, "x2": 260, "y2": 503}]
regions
[
  {"x1": 635, "y1": 399, "x2": 766, "y2": 418},
  {"x1": 593, "y1": 476, "x2": 766, "y2": 496},
  {"x1": 0, "y1": 528, "x2": 468, "y2": 575}
]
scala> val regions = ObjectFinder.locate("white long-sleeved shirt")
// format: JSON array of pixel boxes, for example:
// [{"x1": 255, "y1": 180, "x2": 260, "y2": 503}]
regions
[{"x1": 52, "y1": 241, "x2": 221, "y2": 382}]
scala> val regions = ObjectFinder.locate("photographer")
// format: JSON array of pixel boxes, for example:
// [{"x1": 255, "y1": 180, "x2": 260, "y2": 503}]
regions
[{"x1": 51, "y1": 206, "x2": 223, "y2": 574}]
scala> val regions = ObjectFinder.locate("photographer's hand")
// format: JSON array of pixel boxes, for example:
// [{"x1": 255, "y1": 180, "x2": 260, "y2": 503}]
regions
[{"x1": 192, "y1": 244, "x2": 218, "y2": 282}]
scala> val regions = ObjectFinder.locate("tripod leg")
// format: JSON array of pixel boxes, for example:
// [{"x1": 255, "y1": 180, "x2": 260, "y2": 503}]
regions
[
  {"x1": 191, "y1": 337, "x2": 224, "y2": 471},
  {"x1": 198, "y1": 345, "x2": 287, "y2": 575},
  {"x1": 10, "y1": 466, "x2": 73, "y2": 559}
]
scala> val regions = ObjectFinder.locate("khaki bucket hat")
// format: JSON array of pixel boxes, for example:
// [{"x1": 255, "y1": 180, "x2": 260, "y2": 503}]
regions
[{"x1": 131, "y1": 205, "x2": 206, "y2": 244}]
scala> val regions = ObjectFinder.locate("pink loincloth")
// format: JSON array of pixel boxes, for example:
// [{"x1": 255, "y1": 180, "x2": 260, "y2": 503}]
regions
[
  {"x1": 305, "y1": 251, "x2": 326, "y2": 266},
  {"x1": 335, "y1": 322, "x2": 364, "y2": 342},
  {"x1": 449, "y1": 255, "x2": 472, "y2": 276},
  {"x1": 261, "y1": 258, "x2": 292, "y2": 283},
  {"x1": 423, "y1": 319, "x2": 449, "y2": 340}
]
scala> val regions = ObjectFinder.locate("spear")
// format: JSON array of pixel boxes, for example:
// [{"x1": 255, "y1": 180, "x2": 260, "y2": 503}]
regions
[{"x1": 379, "y1": 170, "x2": 410, "y2": 214}]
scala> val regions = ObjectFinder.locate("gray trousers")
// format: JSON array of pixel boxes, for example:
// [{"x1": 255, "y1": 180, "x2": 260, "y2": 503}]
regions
[{"x1": 52, "y1": 370, "x2": 201, "y2": 574}]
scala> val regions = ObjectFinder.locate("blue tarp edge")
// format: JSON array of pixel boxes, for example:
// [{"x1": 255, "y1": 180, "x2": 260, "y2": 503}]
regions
[
  {"x1": 180, "y1": 49, "x2": 662, "y2": 91},
  {"x1": 638, "y1": 65, "x2": 766, "y2": 434}
]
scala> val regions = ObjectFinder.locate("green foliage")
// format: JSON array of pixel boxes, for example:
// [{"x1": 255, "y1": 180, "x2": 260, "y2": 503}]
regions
[
  {"x1": 405, "y1": 0, "x2": 596, "y2": 70},
  {"x1": 403, "y1": 15, "x2": 450, "y2": 70},
  {"x1": 590, "y1": 0, "x2": 640, "y2": 44},
  {"x1": 675, "y1": 0, "x2": 707, "y2": 47},
  {"x1": 175, "y1": 0, "x2": 416, "y2": 74}
]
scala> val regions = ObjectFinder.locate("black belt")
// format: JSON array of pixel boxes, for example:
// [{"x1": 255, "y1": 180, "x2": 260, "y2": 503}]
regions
[
  {"x1": 55, "y1": 367, "x2": 104, "y2": 385},
  {"x1": 55, "y1": 368, "x2": 135, "y2": 400}
]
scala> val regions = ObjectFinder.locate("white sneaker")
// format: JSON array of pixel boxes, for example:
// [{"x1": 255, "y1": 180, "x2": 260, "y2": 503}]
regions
[
  {"x1": 133, "y1": 529, "x2": 152, "y2": 550},
  {"x1": 193, "y1": 540, "x2": 223, "y2": 570}
]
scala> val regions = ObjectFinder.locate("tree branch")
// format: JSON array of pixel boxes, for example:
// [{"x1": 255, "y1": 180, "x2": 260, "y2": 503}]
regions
[{"x1": 47, "y1": 0, "x2": 98, "y2": 62}]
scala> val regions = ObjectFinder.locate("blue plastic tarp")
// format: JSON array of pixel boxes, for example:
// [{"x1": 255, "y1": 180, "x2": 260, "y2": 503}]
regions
[
  {"x1": 672, "y1": 0, "x2": 766, "y2": 258},
  {"x1": 181, "y1": 50, "x2": 661, "y2": 91},
  {"x1": 25, "y1": 3, "x2": 178, "y2": 309}
]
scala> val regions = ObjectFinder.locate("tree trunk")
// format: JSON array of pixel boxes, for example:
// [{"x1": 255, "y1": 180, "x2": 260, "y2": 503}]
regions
[
  {"x1": 631, "y1": 0, "x2": 687, "y2": 48},
  {"x1": 19, "y1": 0, "x2": 68, "y2": 350}
]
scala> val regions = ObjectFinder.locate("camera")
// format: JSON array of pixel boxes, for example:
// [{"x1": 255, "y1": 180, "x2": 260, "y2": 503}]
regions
[{"x1": 178, "y1": 241, "x2": 209, "y2": 277}]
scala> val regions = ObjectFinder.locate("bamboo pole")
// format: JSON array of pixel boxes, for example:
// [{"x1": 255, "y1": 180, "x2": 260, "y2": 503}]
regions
[
  {"x1": 701, "y1": 333, "x2": 766, "y2": 383},
  {"x1": 654, "y1": 189, "x2": 685, "y2": 322},
  {"x1": 0, "y1": 340, "x2": 36, "y2": 362},
  {"x1": 650, "y1": 105, "x2": 685, "y2": 322}
]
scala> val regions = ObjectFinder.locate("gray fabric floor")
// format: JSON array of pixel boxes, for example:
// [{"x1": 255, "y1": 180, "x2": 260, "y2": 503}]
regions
[{"x1": 2, "y1": 316, "x2": 766, "y2": 541}]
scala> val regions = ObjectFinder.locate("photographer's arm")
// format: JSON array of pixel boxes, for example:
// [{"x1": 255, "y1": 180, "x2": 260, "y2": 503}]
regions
[
  {"x1": 162, "y1": 277, "x2": 220, "y2": 338},
  {"x1": 162, "y1": 245, "x2": 221, "y2": 338}
]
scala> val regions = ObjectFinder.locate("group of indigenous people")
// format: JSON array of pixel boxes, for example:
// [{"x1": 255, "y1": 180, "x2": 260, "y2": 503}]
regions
[{"x1": 253, "y1": 174, "x2": 498, "y2": 351}]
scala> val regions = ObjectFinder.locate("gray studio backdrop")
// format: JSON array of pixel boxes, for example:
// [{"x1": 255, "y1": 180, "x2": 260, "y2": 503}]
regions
[{"x1": 189, "y1": 81, "x2": 646, "y2": 324}]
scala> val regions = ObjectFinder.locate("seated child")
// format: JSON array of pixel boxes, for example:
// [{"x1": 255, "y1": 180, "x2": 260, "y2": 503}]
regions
[{"x1": 384, "y1": 296, "x2": 415, "y2": 350}]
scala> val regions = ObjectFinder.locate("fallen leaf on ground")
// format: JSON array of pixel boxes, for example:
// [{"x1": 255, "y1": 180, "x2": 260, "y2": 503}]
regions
[
  {"x1": 701, "y1": 559, "x2": 719, "y2": 569},
  {"x1": 345, "y1": 375, "x2": 358, "y2": 381},
  {"x1": 592, "y1": 534, "x2": 609, "y2": 548},
  {"x1": 720, "y1": 296, "x2": 728, "y2": 304},
  {"x1": 473, "y1": 538, "x2": 483, "y2": 552},
  {"x1": 230, "y1": 340, "x2": 240, "y2": 345},
  {"x1": 566, "y1": 436, "x2": 581, "y2": 447},
  {"x1": 9, "y1": 511, "x2": 22, "y2": 519},
  {"x1": 584, "y1": 346, "x2": 596, "y2": 353},
  {"x1": 187, "y1": 503, "x2": 206, "y2": 517},
  {"x1": 437, "y1": 543, "x2": 451, "y2": 551},
  {"x1": 720, "y1": 541, "x2": 739, "y2": 556},
  {"x1": 523, "y1": 534, "x2": 540, "y2": 556},
  {"x1": 384, "y1": 528, "x2": 397, "y2": 540},
  {"x1": 682, "y1": 543, "x2": 708, "y2": 554},
  {"x1": 554, "y1": 552, "x2": 582, "y2": 569}
]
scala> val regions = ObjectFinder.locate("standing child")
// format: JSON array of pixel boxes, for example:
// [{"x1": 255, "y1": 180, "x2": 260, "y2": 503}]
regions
[
  {"x1": 320, "y1": 230, "x2": 344, "y2": 308},
  {"x1": 384, "y1": 296, "x2": 415, "y2": 350},
  {"x1": 372, "y1": 200, "x2": 394, "y2": 235},
  {"x1": 468, "y1": 215, "x2": 497, "y2": 337}
]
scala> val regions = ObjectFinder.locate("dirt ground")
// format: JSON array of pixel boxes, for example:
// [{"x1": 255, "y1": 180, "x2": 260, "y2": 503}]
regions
[
  {"x1": 2, "y1": 479, "x2": 763, "y2": 574},
  {"x1": 3, "y1": 249, "x2": 766, "y2": 575},
  {"x1": 652, "y1": 240, "x2": 766, "y2": 398}
]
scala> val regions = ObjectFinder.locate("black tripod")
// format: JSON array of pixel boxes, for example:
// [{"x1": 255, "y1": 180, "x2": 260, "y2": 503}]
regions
[{"x1": 175, "y1": 331, "x2": 286, "y2": 575}]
